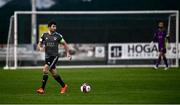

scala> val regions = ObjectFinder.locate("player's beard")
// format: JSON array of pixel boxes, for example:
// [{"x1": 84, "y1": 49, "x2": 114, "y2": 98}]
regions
[{"x1": 50, "y1": 29, "x2": 56, "y2": 33}]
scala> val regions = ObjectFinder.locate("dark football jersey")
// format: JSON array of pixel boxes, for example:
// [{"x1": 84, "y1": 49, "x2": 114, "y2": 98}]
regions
[
  {"x1": 153, "y1": 29, "x2": 168, "y2": 50},
  {"x1": 40, "y1": 32, "x2": 63, "y2": 57}
]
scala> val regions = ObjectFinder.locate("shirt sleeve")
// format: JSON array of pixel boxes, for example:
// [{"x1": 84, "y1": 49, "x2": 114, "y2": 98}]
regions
[
  {"x1": 58, "y1": 34, "x2": 65, "y2": 44},
  {"x1": 152, "y1": 32, "x2": 157, "y2": 42}
]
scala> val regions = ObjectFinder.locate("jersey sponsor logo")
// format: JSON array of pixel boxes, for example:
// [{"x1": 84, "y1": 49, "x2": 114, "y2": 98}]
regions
[
  {"x1": 46, "y1": 37, "x2": 48, "y2": 40},
  {"x1": 48, "y1": 62, "x2": 50, "y2": 64},
  {"x1": 54, "y1": 37, "x2": 57, "y2": 40},
  {"x1": 47, "y1": 42, "x2": 55, "y2": 47}
]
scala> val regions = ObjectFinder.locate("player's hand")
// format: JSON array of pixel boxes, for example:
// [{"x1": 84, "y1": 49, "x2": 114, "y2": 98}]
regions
[
  {"x1": 38, "y1": 47, "x2": 44, "y2": 52},
  {"x1": 67, "y1": 53, "x2": 72, "y2": 61}
]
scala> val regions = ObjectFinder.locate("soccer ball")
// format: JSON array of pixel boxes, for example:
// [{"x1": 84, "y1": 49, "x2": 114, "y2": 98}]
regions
[{"x1": 80, "y1": 83, "x2": 91, "y2": 93}]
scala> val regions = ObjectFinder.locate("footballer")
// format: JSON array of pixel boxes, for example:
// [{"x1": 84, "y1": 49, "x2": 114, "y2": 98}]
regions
[
  {"x1": 36, "y1": 20, "x2": 71, "y2": 94},
  {"x1": 151, "y1": 21, "x2": 169, "y2": 70}
]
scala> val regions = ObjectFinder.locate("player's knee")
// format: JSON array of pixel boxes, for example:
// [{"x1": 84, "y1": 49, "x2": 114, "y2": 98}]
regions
[
  {"x1": 160, "y1": 52, "x2": 163, "y2": 56},
  {"x1": 50, "y1": 69, "x2": 58, "y2": 76},
  {"x1": 43, "y1": 65, "x2": 49, "y2": 73},
  {"x1": 51, "y1": 73, "x2": 56, "y2": 76},
  {"x1": 161, "y1": 53, "x2": 165, "y2": 57},
  {"x1": 162, "y1": 54, "x2": 166, "y2": 58},
  {"x1": 43, "y1": 69, "x2": 48, "y2": 74}
]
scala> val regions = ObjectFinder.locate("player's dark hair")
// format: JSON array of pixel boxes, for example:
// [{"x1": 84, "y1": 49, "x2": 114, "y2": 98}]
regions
[
  {"x1": 158, "y1": 21, "x2": 164, "y2": 24},
  {"x1": 48, "y1": 20, "x2": 57, "y2": 27},
  {"x1": 157, "y1": 20, "x2": 166, "y2": 26}
]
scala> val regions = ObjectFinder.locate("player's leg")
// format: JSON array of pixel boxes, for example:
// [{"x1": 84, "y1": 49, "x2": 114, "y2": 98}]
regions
[
  {"x1": 154, "y1": 52, "x2": 162, "y2": 69},
  {"x1": 162, "y1": 49, "x2": 169, "y2": 70},
  {"x1": 37, "y1": 64, "x2": 49, "y2": 94},
  {"x1": 50, "y1": 69, "x2": 68, "y2": 94},
  {"x1": 49, "y1": 56, "x2": 65, "y2": 87},
  {"x1": 50, "y1": 68, "x2": 66, "y2": 88},
  {"x1": 49, "y1": 57, "x2": 67, "y2": 94},
  {"x1": 41, "y1": 64, "x2": 49, "y2": 89}
]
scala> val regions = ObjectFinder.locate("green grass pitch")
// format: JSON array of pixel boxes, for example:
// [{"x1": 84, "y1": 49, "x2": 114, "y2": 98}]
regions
[{"x1": 0, "y1": 67, "x2": 180, "y2": 104}]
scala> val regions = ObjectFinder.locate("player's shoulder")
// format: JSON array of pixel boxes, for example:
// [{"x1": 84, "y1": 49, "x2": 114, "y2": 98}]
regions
[
  {"x1": 41, "y1": 32, "x2": 49, "y2": 37},
  {"x1": 153, "y1": 29, "x2": 158, "y2": 35},
  {"x1": 154, "y1": 29, "x2": 159, "y2": 33},
  {"x1": 54, "y1": 32, "x2": 63, "y2": 38}
]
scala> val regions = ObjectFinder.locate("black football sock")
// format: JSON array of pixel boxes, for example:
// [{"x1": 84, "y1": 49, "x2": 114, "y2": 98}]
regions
[
  {"x1": 156, "y1": 56, "x2": 161, "y2": 67},
  {"x1": 53, "y1": 75, "x2": 65, "y2": 87},
  {"x1": 163, "y1": 56, "x2": 168, "y2": 67},
  {"x1": 41, "y1": 74, "x2": 48, "y2": 90}
]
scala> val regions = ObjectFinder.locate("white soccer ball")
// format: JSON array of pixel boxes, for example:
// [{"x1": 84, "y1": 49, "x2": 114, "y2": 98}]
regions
[{"x1": 80, "y1": 83, "x2": 91, "y2": 93}]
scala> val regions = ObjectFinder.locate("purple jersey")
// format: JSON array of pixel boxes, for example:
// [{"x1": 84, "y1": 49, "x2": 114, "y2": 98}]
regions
[{"x1": 153, "y1": 29, "x2": 167, "y2": 51}]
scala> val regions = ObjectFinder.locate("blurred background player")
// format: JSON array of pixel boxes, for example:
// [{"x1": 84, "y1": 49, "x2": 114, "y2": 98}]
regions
[
  {"x1": 36, "y1": 20, "x2": 72, "y2": 94},
  {"x1": 151, "y1": 21, "x2": 169, "y2": 70}
]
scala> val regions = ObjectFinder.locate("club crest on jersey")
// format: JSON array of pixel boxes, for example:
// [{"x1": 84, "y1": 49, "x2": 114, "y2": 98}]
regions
[{"x1": 54, "y1": 37, "x2": 57, "y2": 40}]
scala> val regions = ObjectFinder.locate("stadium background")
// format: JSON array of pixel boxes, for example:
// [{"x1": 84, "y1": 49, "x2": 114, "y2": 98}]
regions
[
  {"x1": 0, "y1": 0, "x2": 180, "y2": 104},
  {"x1": 0, "y1": 0, "x2": 180, "y2": 66},
  {"x1": 0, "y1": 0, "x2": 180, "y2": 44}
]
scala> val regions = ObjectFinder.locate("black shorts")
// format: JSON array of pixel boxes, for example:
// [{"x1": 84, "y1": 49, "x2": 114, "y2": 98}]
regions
[
  {"x1": 159, "y1": 48, "x2": 166, "y2": 54},
  {"x1": 45, "y1": 56, "x2": 59, "y2": 69}
]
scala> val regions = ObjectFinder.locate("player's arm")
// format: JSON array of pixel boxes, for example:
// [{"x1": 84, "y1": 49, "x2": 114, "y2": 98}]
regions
[
  {"x1": 152, "y1": 32, "x2": 157, "y2": 43},
  {"x1": 60, "y1": 38, "x2": 72, "y2": 60},
  {"x1": 37, "y1": 42, "x2": 44, "y2": 51},
  {"x1": 37, "y1": 35, "x2": 44, "y2": 51},
  {"x1": 150, "y1": 32, "x2": 157, "y2": 47}
]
